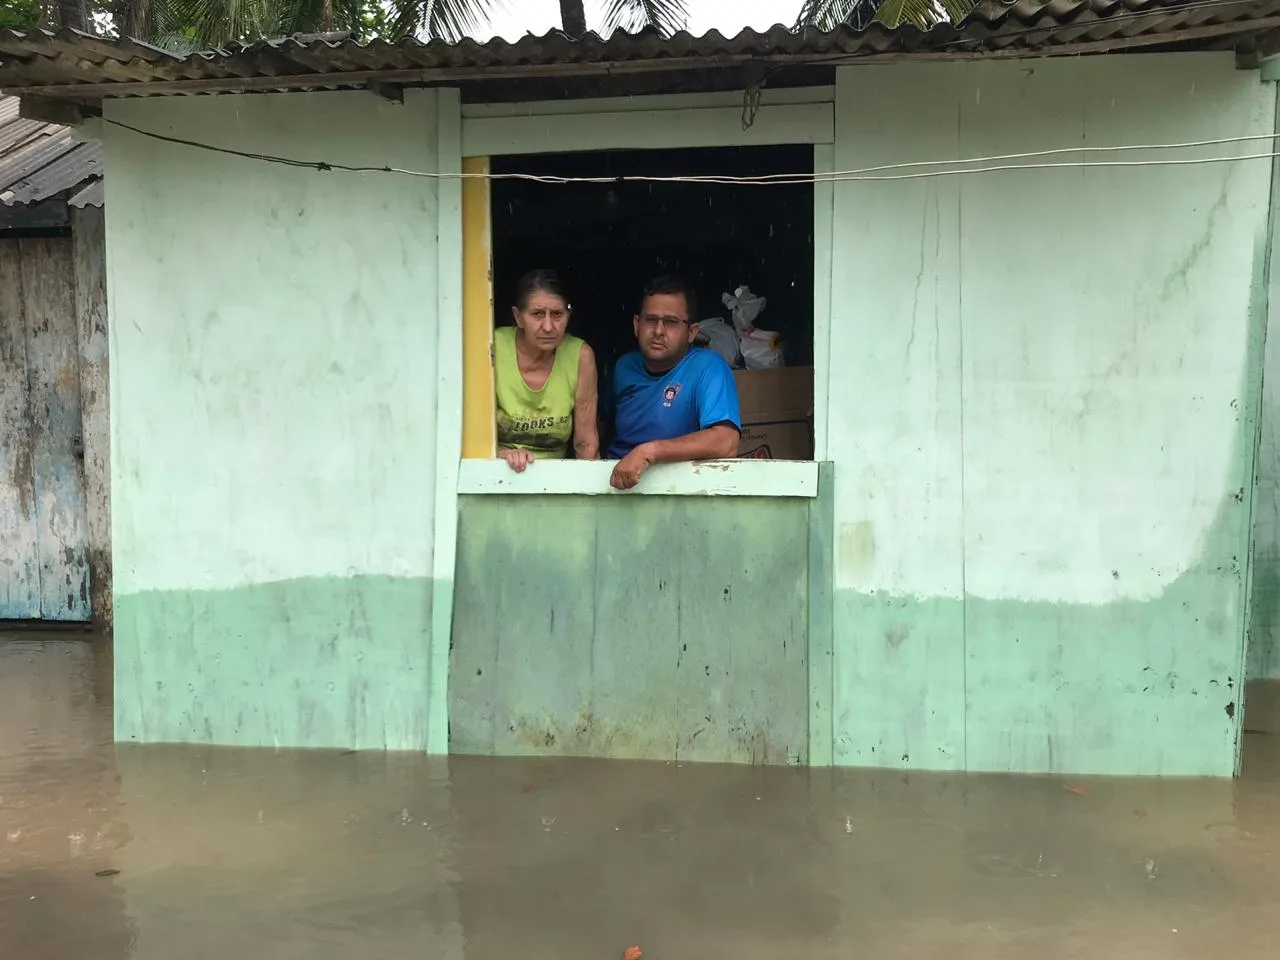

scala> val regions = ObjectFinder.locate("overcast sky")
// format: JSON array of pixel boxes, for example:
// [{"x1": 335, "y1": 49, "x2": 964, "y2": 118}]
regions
[{"x1": 477, "y1": 0, "x2": 805, "y2": 41}]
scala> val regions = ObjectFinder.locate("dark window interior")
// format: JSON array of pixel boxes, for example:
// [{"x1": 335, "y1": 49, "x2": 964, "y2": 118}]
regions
[{"x1": 490, "y1": 145, "x2": 816, "y2": 381}]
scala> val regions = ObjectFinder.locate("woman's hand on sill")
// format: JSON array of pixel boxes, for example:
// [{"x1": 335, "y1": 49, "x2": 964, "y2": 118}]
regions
[{"x1": 498, "y1": 448, "x2": 534, "y2": 473}]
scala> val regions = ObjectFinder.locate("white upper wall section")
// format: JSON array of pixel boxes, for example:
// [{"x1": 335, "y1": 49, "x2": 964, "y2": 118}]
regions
[
  {"x1": 830, "y1": 55, "x2": 1275, "y2": 603},
  {"x1": 105, "y1": 90, "x2": 452, "y2": 594}
]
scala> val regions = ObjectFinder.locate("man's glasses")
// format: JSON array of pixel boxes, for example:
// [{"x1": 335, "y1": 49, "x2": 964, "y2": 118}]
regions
[{"x1": 639, "y1": 314, "x2": 690, "y2": 330}]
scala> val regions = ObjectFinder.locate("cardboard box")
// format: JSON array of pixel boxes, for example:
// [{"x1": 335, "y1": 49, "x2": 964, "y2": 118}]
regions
[{"x1": 733, "y1": 367, "x2": 814, "y2": 460}]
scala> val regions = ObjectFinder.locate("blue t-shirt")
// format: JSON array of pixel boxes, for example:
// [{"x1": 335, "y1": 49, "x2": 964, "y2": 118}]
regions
[{"x1": 607, "y1": 347, "x2": 742, "y2": 458}]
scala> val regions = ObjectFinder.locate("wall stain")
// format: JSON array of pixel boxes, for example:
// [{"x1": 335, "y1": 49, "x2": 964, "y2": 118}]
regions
[
  {"x1": 838, "y1": 521, "x2": 876, "y2": 585},
  {"x1": 885, "y1": 623, "x2": 911, "y2": 649}
]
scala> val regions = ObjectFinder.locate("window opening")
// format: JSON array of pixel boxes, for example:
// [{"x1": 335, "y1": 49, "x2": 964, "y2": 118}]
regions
[{"x1": 490, "y1": 144, "x2": 816, "y2": 461}]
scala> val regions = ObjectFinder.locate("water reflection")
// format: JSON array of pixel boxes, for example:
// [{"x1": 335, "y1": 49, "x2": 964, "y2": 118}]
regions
[{"x1": 3, "y1": 633, "x2": 1280, "y2": 959}]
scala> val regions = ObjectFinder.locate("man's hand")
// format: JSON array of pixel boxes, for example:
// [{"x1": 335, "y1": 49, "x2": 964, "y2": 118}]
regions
[
  {"x1": 499, "y1": 448, "x2": 534, "y2": 473},
  {"x1": 610, "y1": 444, "x2": 655, "y2": 490}
]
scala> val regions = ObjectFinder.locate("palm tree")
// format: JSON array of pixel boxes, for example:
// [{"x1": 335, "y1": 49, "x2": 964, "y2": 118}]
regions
[
  {"x1": 119, "y1": 0, "x2": 688, "y2": 49},
  {"x1": 795, "y1": 0, "x2": 975, "y2": 30},
  {"x1": 388, "y1": 0, "x2": 688, "y2": 43},
  {"x1": 58, "y1": 0, "x2": 89, "y2": 29}
]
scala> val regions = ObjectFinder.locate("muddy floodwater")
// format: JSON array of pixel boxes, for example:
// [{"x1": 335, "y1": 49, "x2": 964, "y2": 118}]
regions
[{"x1": 3, "y1": 634, "x2": 1280, "y2": 959}]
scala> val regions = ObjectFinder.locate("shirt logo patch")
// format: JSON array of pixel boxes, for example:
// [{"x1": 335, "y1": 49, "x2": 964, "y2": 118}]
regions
[{"x1": 662, "y1": 383, "x2": 682, "y2": 408}]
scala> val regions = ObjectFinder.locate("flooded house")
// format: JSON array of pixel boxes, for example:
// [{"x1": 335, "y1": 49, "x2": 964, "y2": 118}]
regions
[{"x1": 2, "y1": 0, "x2": 1280, "y2": 779}]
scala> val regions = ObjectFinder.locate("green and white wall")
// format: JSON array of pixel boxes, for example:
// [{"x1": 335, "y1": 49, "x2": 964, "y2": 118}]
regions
[
  {"x1": 829, "y1": 56, "x2": 1275, "y2": 775},
  {"x1": 104, "y1": 90, "x2": 461, "y2": 751},
  {"x1": 102, "y1": 53, "x2": 1277, "y2": 776},
  {"x1": 1248, "y1": 80, "x2": 1280, "y2": 728}
]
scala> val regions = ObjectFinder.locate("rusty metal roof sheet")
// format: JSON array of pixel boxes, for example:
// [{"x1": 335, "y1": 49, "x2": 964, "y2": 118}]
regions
[
  {"x1": 0, "y1": 94, "x2": 102, "y2": 206},
  {"x1": 1, "y1": 0, "x2": 1279, "y2": 99}
]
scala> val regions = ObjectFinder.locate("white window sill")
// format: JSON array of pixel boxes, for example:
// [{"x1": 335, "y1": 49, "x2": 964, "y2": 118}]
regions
[{"x1": 457, "y1": 458, "x2": 818, "y2": 498}]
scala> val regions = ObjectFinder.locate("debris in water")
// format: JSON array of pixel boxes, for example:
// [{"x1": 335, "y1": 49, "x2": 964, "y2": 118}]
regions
[
  {"x1": 400, "y1": 808, "x2": 411, "y2": 826},
  {"x1": 845, "y1": 816, "x2": 853, "y2": 835},
  {"x1": 1064, "y1": 785, "x2": 1087, "y2": 796},
  {"x1": 623, "y1": 946, "x2": 643, "y2": 960},
  {"x1": 522, "y1": 782, "x2": 537, "y2": 794},
  {"x1": 94, "y1": 868, "x2": 120, "y2": 877},
  {"x1": 1145, "y1": 858, "x2": 1158, "y2": 880}
]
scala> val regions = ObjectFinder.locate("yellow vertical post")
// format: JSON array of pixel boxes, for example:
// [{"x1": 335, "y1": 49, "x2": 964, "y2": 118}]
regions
[{"x1": 461, "y1": 156, "x2": 495, "y2": 458}]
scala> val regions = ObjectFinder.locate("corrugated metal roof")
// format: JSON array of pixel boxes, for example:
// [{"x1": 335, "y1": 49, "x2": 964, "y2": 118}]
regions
[
  {"x1": 0, "y1": 94, "x2": 102, "y2": 206},
  {"x1": 1, "y1": 0, "x2": 1279, "y2": 99}
]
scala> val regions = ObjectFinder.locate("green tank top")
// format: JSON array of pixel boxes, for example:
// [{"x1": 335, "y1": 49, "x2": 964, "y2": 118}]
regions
[{"x1": 493, "y1": 326, "x2": 583, "y2": 459}]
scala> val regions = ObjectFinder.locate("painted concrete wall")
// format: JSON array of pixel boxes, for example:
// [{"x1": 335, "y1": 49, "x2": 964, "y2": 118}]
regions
[
  {"x1": 1246, "y1": 95, "x2": 1280, "y2": 732},
  {"x1": 829, "y1": 56, "x2": 1275, "y2": 775},
  {"x1": 1250, "y1": 238, "x2": 1280, "y2": 687},
  {"x1": 450, "y1": 493, "x2": 814, "y2": 764},
  {"x1": 104, "y1": 90, "x2": 458, "y2": 749}
]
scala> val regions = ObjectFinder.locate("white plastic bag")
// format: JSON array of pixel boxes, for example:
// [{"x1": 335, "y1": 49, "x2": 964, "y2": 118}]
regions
[
  {"x1": 723, "y1": 286, "x2": 767, "y2": 337},
  {"x1": 741, "y1": 333, "x2": 784, "y2": 370},
  {"x1": 723, "y1": 285, "x2": 784, "y2": 369},
  {"x1": 696, "y1": 317, "x2": 742, "y2": 367}
]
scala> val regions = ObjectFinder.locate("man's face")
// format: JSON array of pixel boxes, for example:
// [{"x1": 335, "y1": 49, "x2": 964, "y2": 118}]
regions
[{"x1": 634, "y1": 292, "x2": 697, "y2": 369}]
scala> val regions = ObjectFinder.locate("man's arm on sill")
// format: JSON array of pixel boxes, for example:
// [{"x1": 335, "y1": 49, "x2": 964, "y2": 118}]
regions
[{"x1": 610, "y1": 423, "x2": 739, "y2": 490}]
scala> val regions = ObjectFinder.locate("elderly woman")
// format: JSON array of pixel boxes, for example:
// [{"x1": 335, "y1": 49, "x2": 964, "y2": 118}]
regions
[{"x1": 494, "y1": 270, "x2": 599, "y2": 472}]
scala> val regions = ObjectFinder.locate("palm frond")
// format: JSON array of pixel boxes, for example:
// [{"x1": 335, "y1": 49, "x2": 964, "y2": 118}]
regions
[
  {"x1": 794, "y1": 0, "x2": 974, "y2": 31},
  {"x1": 380, "y1": 0, "x2": 497, "y2": 41},
  {"x1": 153, "y1": 0, "x2": 354, "y2": 49},
  {"x1": 872, "y1": 0, "x2": 946, "y2": 28},
  {"x1": 424, "y1": 0, "x2": 496, "y2": 42},
  {"x1": 936, "y1": 0, "x2": 974, "y2": 22},
  {"x1": 599, "y1": 0, "x2": 687, "y2": 37},
  {"x1": 793, "y1": 0, "x2": 859, "y2": 31}
]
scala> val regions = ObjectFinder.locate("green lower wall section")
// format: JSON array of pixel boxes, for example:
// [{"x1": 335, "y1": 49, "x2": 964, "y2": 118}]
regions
[
  {"x1": 113, "y1": 575, "x2": 437, "y2": 750},
  {"x1": 110, "y1": 500, "x2": 1245, "y2": 774},
  {"x1": 450, "y1": 495, "x2": 812, "y2": 765},
  {"x1": 831, "y1": 546, "x2": 1247, "y2": 777},
  {"x1": 1247, "y1": 552, "x2": 1280, "y2": 680}
]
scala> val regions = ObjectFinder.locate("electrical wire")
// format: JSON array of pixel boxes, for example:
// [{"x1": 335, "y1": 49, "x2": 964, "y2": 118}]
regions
[
  {"x1": 659, "y1": 132, "x2": 1280, "y2": 181},
  {"x1": 102, "y1": 117, "x2": 1280, "y2": 185}
]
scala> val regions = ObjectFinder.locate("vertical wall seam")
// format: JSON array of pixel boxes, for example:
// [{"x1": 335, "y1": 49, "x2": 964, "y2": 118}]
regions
[
  {"x1": 429, "y1": 88, "x2": 464, "y2": 755},
  {"x1": 1237, "y1": 77, "x2": 1280, "y2": 773},
  {"x1": 955, "y1": 94, "x2": 969, "y2": 773}
]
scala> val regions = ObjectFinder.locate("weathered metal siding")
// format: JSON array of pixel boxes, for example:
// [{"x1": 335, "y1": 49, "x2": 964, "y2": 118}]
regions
[
  {"x1": 72, "y1": 206, "x2": 110, "y2": 625},
  {"x1": 0, "y1": 239, "x2": 40, "y2": 618},
  {"x1": 0, "y1": 235, "x2": 91, "y2": 621}
]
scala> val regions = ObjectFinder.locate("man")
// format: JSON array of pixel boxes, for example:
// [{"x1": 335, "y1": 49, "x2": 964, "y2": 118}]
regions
[{"x1": 607, "y1": 276, "x2": 741, "y2": 490}]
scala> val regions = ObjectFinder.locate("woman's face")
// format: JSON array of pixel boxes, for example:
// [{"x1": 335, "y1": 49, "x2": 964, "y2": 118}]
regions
[{"x1": 513, "y1": 291, "x2": 570, "y2": 352}]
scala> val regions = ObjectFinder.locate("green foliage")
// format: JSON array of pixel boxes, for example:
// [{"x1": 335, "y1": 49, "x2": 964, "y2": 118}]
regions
[
  {"x1": 794, "y1": 0, "x2": 976, "y2": 30},
  {"x1": 0, "y1": 0, "x2": 44, "y2": 29},
  {"x1": 144, "y1": 0, "x2": 363, "y2": 49},
  {"x1": 384, "y1": 0, "x2": 493, "y2": 43},
  {"x1": 599, "y1": 0, "x2": 687, "y2": 37},
  {"x1": 110, "y1": 0, "x2": 688, "y2": 48}
]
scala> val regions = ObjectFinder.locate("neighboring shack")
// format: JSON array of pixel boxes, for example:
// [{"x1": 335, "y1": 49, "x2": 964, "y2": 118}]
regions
[{"x1": 0, "y1": 93, "x2": 109, "y2": 626}]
